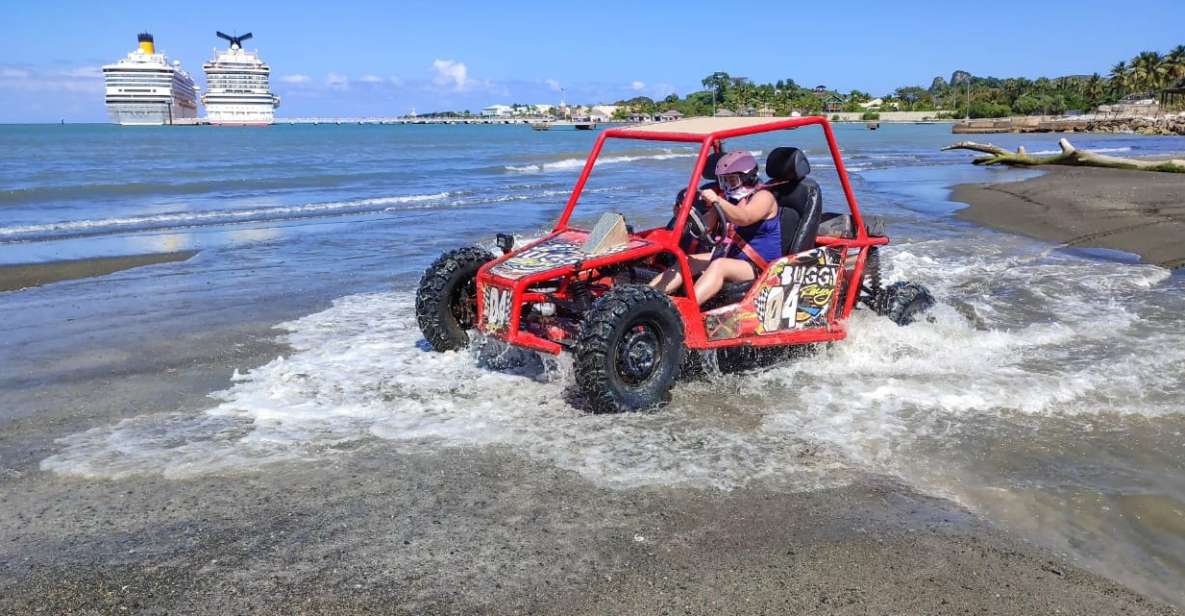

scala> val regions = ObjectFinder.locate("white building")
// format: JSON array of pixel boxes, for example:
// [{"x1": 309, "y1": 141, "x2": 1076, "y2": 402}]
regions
[
  {"x1": 590, "y1": 104, "x2": 620, "y2": 118},
  {"x1": 481, "y1": 104, "x2": 513, "y2": 117}
]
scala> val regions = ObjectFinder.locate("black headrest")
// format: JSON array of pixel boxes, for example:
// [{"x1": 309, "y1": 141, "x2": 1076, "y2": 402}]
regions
[
  {"x1": 702, "y1": 151, "x2": 724, "y2": 180},
  {"x1": 766, "y1": 147, "x2": 810, "y2": 182}
]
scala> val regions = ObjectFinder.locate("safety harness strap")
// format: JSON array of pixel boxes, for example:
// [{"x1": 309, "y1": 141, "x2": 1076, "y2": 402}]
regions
[{"x1": 726, "y1": 226, "x2": 770, "y2": 271}]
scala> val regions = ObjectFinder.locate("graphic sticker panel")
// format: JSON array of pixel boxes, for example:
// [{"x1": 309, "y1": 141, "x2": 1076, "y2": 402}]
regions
[
  {"x1": 704, "y1": 247, "x2": 841, "y2": 341},
  {"x1": 489, "y1": 233, "x2": 647, "y2": 280}
]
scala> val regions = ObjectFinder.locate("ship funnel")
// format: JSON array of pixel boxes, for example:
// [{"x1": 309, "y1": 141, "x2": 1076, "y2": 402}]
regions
[
  {"x1": 216, "y1": 31, "x2": 253, "y2": 49},
  {"x1": 137, "y1": 32, "x2": 155, "y2": 55}
]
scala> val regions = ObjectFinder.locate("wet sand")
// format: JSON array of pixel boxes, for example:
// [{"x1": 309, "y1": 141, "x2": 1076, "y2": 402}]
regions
[
  {"x1": 952, "y1": 166, "x2": 1185, "y2": 269},
  {"x1": 0, "y1": 251, "x2": 198, "y2": 292},
  {"x1": 0, "y1": 319, "x2": 1176, "y2": 614}
]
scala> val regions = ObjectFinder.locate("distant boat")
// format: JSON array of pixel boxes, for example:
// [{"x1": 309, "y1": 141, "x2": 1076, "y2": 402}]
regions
[
  {"x1": 866, "y1": 121, "x2": 880, "y2": 130},
  {"x1": 530, "y1": 120, "x2": 598, "y2": 131},
  {"x1": 202, "y1": 31, "x2": 280, "y2": 127},
  {"x1": 103, "y1": 33, "x2": 199, "y2": 126}
]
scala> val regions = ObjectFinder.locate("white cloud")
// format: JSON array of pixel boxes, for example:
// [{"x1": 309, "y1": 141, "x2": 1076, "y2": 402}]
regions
[
  {"x1": 56, "y1": 66, "x2": 101, "y2": 79},
  {"x1": 326, "y1": 72, "x2": 349, "y2": 89},
  {"x1": 360, "y1": 74, "x2": 385, "y2": 84},
  {"x1": 0, "y1": 65, "x2": 102, "y2": 93},
  {"x1": 545, "y1": 78, "x2": 562, "y2": 92},
  {"x1": 432, "y1": 59, "x2": 470, "y2": 91},
  {"x1": 280, "y1": 74, "x2": 311, "y2": 84},
  {"x1": 630, "y1": 80, "x2": 646, "y2": 91}
]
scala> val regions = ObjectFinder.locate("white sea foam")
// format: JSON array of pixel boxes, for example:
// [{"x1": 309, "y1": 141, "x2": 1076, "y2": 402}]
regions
[
  {"x1": 40, "y1": 232, "x2": 1182, "y2": 490},
  {"x1": 0, "y1": 193, "x2": 452, "y2": 240},
  {"x1": 506, "y1": 150, "x2": 699, "y2": 174},
  {"x1": 40, "y1": 291, "x2": 851, "y2": 489}
]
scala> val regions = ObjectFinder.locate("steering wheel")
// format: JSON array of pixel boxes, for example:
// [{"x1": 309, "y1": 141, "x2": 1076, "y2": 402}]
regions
[{"x1": 673, "y1": 188, "x2": 721, "y2": 250}]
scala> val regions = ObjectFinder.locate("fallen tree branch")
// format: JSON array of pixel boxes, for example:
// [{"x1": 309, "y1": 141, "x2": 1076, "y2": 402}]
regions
[{"x1": 942, "y1": 138, "x2": 1185, "y2": 172}]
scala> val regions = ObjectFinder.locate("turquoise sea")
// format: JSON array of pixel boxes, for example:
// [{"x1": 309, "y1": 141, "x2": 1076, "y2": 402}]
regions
[{"x1": 2, "y1": 122, "x2": 1185, "y2": 606}]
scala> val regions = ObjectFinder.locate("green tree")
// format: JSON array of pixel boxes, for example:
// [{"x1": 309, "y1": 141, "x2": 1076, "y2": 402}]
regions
[
  {"x1": 701, "y1": 72, "x2": 731, "y2": 99},
  {"x1": 1131, "y1": 51, "x2": 1167, "y2": 93}
]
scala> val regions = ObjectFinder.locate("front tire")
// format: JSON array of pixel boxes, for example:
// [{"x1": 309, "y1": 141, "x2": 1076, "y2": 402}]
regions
[
  {"x1": 574, "y1": 285, "x2": 685, "y2": 413},
  {"x1": 415, "y1": 247, "x2": 495, "y2": 351}
]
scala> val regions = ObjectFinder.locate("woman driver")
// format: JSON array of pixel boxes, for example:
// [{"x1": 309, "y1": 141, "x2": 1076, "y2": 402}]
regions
[{"x1": 649, "y1": 151, "x2": 781, "y2": 305}]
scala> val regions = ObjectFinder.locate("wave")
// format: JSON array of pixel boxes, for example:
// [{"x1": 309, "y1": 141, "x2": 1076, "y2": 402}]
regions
[
  {"x1": 0, "y1": 171, "x2": 402, "y2": 206},
  {"x1": 0, "y1": 186, "x2": 587, "y2": 243},
  {"x1": 504, "y1": 149, "x2": 766, "y2": 174},
  {"x1": 0, "y1": 193, "x2": 451, "y2": 242}
]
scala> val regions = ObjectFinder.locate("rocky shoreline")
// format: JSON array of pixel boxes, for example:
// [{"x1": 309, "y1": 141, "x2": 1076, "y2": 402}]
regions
[{"x1": 953, "y1": 113, "x2": 1185, "y2": 135}]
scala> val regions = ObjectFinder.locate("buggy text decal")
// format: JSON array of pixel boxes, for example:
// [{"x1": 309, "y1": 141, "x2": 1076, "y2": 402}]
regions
[{"x1": 705, "y1": 247, "x2": 841, "y2": 340}]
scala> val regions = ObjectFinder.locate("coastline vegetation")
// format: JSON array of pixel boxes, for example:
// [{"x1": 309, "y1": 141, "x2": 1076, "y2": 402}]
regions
[{"x1": 612, "y1": 45, "x2": 1185, "y2": 119}]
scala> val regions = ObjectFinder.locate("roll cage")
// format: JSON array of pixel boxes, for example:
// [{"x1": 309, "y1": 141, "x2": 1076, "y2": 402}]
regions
[
  {"x1": 476, "y1": 115, "x2": 888, "y2": 353},
  {"x1": 559, "y1": 116, "x2": 882, "y2": 306}
]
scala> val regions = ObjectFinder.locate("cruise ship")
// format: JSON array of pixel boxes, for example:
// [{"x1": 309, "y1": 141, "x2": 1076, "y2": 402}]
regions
[
  {"x1": 102, "y1": 33, "x2": 199, "y2": 125},
  {"x1": 202, "y1": 32, "x2": 280, "y2": 126}
]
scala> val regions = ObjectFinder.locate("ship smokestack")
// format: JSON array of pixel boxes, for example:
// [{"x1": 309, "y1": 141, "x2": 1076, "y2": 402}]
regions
[{"x1": 137, "y1": 32, "x2": 155, "y2": 55}]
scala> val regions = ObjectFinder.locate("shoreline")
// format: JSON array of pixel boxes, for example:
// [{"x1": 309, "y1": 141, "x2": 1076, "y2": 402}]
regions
[
  {"x1": 0, "y1": 251, "x2": 199, "y2": 292},
  {"x1": 951, "y1": 166, "x2": 1185, "y2": 269},
  {"x1": 0, "y1": 301, "x2": 1177, "y2": 613}
]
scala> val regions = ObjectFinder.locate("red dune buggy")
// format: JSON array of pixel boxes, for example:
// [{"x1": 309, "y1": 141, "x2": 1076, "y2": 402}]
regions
[{"x1": 416, "y1": 116, "x2": 933, "y2": 412}]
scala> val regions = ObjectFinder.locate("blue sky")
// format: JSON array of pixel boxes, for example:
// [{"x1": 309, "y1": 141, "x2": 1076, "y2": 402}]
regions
[{"x1": 1, "y1": 0, "x2": 1182, "y2": 122}]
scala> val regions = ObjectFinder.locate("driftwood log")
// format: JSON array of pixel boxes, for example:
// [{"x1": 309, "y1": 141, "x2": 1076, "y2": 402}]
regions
[{"x1": 942, "y1": 138, "x2": 1185, "y2": 173}]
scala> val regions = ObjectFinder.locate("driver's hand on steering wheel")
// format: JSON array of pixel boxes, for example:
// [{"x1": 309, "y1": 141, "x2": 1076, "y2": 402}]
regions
[{"x1": 699, "y1": 188, "x2": 721, "y2": 205}]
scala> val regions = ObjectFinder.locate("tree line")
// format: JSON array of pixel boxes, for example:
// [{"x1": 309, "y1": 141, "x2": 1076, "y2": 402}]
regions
[{"x1": 613, "y1": 45, "x2": 1185, "y2": 119}]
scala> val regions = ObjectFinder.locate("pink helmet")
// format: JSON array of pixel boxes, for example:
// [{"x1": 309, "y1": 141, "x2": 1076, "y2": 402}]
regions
[
  {"x1": 714, "y1": 151, "x2": 759, "y2": 200},
  {"x1": 715, "y1": 151, "x2": 757, "y2": 176}
]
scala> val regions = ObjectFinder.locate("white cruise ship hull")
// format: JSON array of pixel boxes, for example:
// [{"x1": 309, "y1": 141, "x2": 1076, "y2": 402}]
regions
[
  {"x1": 205, "y1": 103, "x2": 275, "y2": 126},
  {"x1": 106, "y1": 102, "x2": 199, "y2": 126}
]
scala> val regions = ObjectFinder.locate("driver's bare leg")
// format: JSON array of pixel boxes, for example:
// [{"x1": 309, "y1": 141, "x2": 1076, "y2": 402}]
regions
[
  {"x1": 649, "y1": 253, "x2": 712, "y2": 294},
  {"x1": 692, "y1": 257, "x2": 757, "y2": 305}
]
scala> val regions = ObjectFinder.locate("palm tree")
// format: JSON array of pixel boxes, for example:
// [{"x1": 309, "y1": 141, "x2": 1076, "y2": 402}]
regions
[
  {"x1": 1130, "y1": 51, "x2": 1167, "y2": 93},
  {"x1": 1109, "y1": 61, "x2": 1130, "y2": 95},
  {"x1": 1166, "y1": 45, "x2": 1185, "y2": 83},
  {"x1": 1085, "y1": 73, "x2": 1105, "y2": 106}
]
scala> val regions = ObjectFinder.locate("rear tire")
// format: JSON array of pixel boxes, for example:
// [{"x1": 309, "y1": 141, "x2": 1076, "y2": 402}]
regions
[
  {"x1": 574, "y1": 285, "x2": 685, "y2": 413},
  {"x1": 415, "y1": 247, "x2": 495, "y2": 351},
  {"x1": 877, "y1": 281, "x2": 935, "y2": 326}
]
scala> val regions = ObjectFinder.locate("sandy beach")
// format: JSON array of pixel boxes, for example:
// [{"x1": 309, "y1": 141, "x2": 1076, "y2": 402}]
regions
[
  {"x1": 952, "y1": 166, "x2": 1185, "y2": 269},
  {"x1": 0, "y1": 251, "x2": 198, "y2": 292},
  {"x1": 0, "y1": 285, "x2": 1176, "y2": 614}
]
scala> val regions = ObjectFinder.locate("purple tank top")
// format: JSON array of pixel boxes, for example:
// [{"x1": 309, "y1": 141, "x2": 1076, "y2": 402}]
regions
[{"x1": 727, "y1": 215, "x2": 782, "y2": 265}]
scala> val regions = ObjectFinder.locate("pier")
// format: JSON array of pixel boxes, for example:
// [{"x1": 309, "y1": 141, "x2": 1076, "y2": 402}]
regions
[{"x1": 276, "y1": 115, "x2": 589, "y2": 125}]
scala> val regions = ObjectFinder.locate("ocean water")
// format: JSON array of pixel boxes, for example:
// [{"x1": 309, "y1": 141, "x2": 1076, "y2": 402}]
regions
[{"x1": 3, "y1": 123, "x2": 1185, "y2": 606}]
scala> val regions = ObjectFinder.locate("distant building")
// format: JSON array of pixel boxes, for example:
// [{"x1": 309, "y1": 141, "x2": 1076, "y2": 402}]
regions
[
  {"x1": 591, "y1": 104, "x2": 620, "y2": 118},
  {"x1": 821, "y1": 93, "x2": 846, "y2": 113},
  {"x1": 481, "y1": 104, "x2": 513, "y2": 117},
  {"x1": 657, "y1": 109, "x2": 684, "y2": 121},
  {"x1": 859, "y1": 98, "x2": 883, "y2": 110},
  {"x1": 713, "y1": 108, "x2": 736, "y2": 117},
  {"x1": 1163, "y1": 79, "x2": 1185, "y2": 111},
  {"x1": 531, "y1": 103, "x2": 555, "y2": 115},
  {"x1": 756, "y1": 105, "x2": 775, "y2": 117},
  {"x1": 627, "y1": 112, "x2": 653, "y2": 123}
]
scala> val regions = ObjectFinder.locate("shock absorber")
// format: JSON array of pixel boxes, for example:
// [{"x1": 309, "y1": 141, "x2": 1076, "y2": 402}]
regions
[{"x1": 569, "y1": 279, "x2": 592, "y2": 312}]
